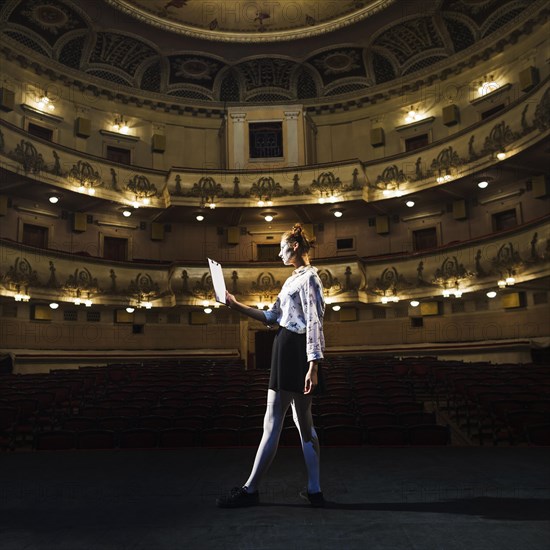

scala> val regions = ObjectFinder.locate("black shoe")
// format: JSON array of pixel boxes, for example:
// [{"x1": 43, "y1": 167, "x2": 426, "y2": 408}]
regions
[
  {"x1": 216, "y1": 486, "x2": 259, "y2": 508},
  {"x1": 299, "y1": 489, "x2": 325, "y2": 508}
]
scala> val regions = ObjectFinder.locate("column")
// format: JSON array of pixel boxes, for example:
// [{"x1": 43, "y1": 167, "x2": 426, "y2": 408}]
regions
[
  {"x1": 231, "y1": 112, "x2": 247, "y2": 169},
  {"x1": 284, "y1": 110, "x2": 300, "y2": 166}
]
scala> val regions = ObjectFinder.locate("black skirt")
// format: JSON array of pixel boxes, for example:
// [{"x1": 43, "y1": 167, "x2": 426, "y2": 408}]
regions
[{"x1": 268, "y1": 326, "x2": 324, "y2": 395}]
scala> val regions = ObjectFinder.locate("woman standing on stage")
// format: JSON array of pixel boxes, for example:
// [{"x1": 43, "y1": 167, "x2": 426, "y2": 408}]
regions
[{"x1": 217, "y1": 223, "x2": 326, "y2": 508}]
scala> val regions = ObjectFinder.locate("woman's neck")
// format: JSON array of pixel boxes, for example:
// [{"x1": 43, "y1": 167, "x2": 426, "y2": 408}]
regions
[{"x1": 292, "y1": 254, "x2": 310, "y2": 269}]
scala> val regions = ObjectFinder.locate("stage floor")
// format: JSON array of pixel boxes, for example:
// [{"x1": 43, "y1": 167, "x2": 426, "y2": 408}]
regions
[{"x1": 1, "y1": 446, "x2": 549, "y2": 550}]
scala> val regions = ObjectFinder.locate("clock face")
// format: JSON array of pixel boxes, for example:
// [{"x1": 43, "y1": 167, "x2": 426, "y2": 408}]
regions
[{"x1": 105, "y1": 0, "x2": 396, "y2": 42}]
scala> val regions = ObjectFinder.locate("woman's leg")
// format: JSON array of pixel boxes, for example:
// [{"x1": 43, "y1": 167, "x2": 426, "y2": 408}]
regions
[
  {"x1": 291, "y1": 394, "x2": 321, "y2": 494},
  {"x1": 243, "y1": 389, "x2": 292, "y2": 492}
]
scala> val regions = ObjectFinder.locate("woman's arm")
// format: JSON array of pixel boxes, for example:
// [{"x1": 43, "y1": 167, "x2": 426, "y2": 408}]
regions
[{"x1": 225, "y1": 291, "x2": 268, "y2": 323}]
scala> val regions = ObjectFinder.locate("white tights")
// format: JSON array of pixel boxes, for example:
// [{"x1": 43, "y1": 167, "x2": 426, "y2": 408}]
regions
[{"x1": 244, "y1": 389, "x2": 321, "y2": 494}]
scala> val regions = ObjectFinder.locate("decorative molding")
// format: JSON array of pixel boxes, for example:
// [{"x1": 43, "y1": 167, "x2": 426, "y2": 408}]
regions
[
  {"x1": 103, "y1": 0, "x2": 396, "y2": 43},
  {"x1": 284, "y1": 111, "x2": 300, "y2": 121},
  {"x1": 470, "y1": 83, "x2": 513, "y2": 106},
  {"x1": 401, "y1": 210, "x2": 444, "y2": 222},
  {"x1": 14, "y1": 205, "x2": 59, "y2": 218},
  {"x1": 99, "y1": 129, "x2": 140, "y2": 142},
  {"x1": 20, "y1": 104, "x2": 64, "y2": 124},
  {"x1": 230, "y1": 113, "x2": 247, "y2": 123},
  {"x1": 477, "y1": 189, "x2": 524, "y2": 205},
  {"x1": 395, "y1": 116, "x2": 435, "y2": 132},
  {"x1": 96, "y1": 220, "x2": 138, "y2": 229}
]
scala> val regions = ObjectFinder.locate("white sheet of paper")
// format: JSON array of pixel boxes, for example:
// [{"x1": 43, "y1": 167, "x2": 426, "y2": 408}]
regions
[{"x1": 207, "y1": 258, "x2": 227, "y2": 304}]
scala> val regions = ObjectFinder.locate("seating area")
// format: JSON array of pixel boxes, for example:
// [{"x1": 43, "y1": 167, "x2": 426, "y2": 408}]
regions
[
  {"x1": 429, "y1": 361, "x2": 550, "y2": 445},
  {"x1": 1, "y1": 355, "x2": 549, "y2": 450}
]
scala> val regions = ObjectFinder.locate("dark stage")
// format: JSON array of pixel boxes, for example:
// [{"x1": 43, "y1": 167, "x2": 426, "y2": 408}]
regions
[{"x1": 1, "y1": 446, "x2": 549, "y2": 549}]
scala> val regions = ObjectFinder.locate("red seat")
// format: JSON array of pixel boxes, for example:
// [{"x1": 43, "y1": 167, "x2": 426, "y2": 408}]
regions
[
  {"x1": 279, "y1": 426, "x2": 301, "y2": 446},
  {"x1": 322, "y1": 425, "x2": 363, "y2": 446},
  {"x1": 119, "y1": 429, "x2": 158, "y2": 448},
  {"x1": 239, "y1": 426, "x2": 263, "y2": 446},
  {"x1": 77, "y1": 430, "x2": 116, "y2": 449},
  {"x1": 525, "y1": 423, "x2": 550, "y2": 446},
  {"x1": 159, "y1": 428, "x2": 197, "y2": 448},
  {"x1": 408, "y1": 424, "x2": 450, "y2": 445},
  {"x1": 35, "y1": 431, "x2": 75, "y2": 450},
  {"x1": 365, "y1": 426, "x2": 406, "y2": 445},
  {"x1": 200, "y1": 427, "x2": 239, "y2": 447}
]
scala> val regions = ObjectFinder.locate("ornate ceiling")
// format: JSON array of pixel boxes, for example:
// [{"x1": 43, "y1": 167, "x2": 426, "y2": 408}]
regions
[
  {"x1": 0, "y1": 0, "x2": 538, "y2": 104},
  {"x1": 104, "y1": 0, "x2": 395, "y2": 42}
]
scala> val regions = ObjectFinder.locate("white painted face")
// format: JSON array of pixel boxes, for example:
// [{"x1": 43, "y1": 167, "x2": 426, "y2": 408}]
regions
[{"x1": 278, "y1": 239, "x2": 294, "y2": 265}]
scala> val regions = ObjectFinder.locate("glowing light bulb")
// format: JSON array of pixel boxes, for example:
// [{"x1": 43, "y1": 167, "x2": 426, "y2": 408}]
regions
[
  {"x1": 406, "y1": 200, "x2": 415, "y2": 207},
  {"x1": 486, "y1": 291, "x2": 497, "y2": 299},
  {"x1": 332, "y1": 305, "x2": 341, "y2": 312},
  {"x1": 196, "y1": 214, "x2": 204, "y2": 221},
  {"x1": 410, "y1": 300, "x2": 420, "y2": 307},
  {"x1": 49, "y1": 302, "x2": 59, "y2": 310},
  {"x1": 477, "y1": 180, "x2": 489, "y2": 189},
  {"x1": 126, "y1": 307, "x2": 135, "y2": 313}
]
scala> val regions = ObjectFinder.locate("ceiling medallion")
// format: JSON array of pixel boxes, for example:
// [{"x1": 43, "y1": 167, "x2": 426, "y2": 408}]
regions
[
  {"x1": 22, "y1": 1, "x2": 72, "y2": 34},
  {"x1": 105, "y1": 0, "x2": 396, "y2": 42}
]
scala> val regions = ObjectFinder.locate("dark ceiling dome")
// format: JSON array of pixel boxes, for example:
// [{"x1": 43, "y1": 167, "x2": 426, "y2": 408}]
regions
[{"x1": 0, "y1": 0, "x2": 536, "y2": 104}]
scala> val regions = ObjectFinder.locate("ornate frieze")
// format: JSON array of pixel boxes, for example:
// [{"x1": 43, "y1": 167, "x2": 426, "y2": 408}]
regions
[
  {"x1": 10, "y1": 140, "x2": 45, "y2": 173},
  {"x1": 68, "y1": 160, "x2": 103, "y2": 189},
  {"x1": 126, "y1": 174, "x2": 158, "y2": 202},
  {"x1": 1, "y1": 257, "x2": 40, "y2": 290},
  {"x1": 432, "y1": 256, "x2": 474, "y2": 289},
  {"x1": 250, "y1": 272, "x2": 281, "y2": 300}
]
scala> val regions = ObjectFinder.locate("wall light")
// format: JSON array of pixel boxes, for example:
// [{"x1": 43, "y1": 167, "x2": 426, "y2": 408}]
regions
[
  {"x1": 332, "y1": 305, "x2": 341, "y2": 311},
  {"x1": 49, "y1": 302, "x2": 59, "y2": 309},
  {"x1": 126, "y1": 307, "x2": 135, "y2": 313},
  {"x1": 496, "y1": 150, "x2": 506, "y2": 160},
  {"x1": 477, "y1": 75, "x2": 499, "y2": 97},
  {"x1": 477, "y1": 180, "x2": 489, "y2": 189},
  {"x1": 48, "y1": 195, "x2": 59, "y2": 204},
  {"x1": 196, "y1": 214, "x2": 204, "y2": 221},
  {"x1": 112, "y1": 116, "x2": 129, "y2": 134},
  {"x1": 37, "y1": 93, "x2": 55, "y2": 111},
  {"x1": 486, "y1": 291, "x2": 497, "y2": 299},
  {"x1": 405, "y1": 105, "x2": 422, "y2": 124},
  {"x1": 330, "y1": 208, "x2": 343, "y2": 218},
  {"x1": 406, "y1": 200, "x2": 415, "y2": 208},
  {"x1": 122, "y1": 209, "x2": 132, "y2": 217},
  {"x1": 410, "y1": 300, "x2": 420, "y2": 307}
]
